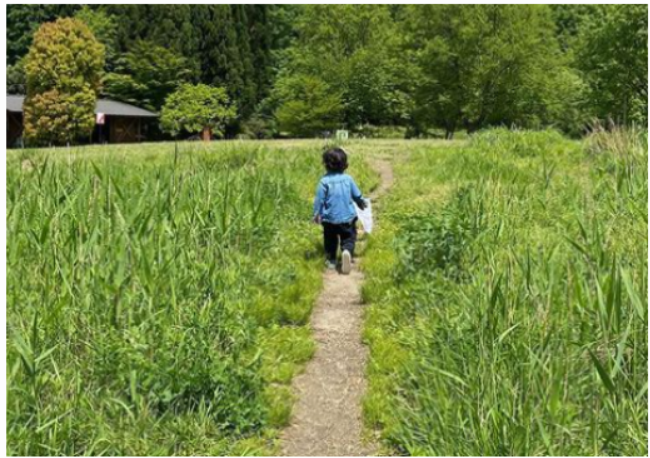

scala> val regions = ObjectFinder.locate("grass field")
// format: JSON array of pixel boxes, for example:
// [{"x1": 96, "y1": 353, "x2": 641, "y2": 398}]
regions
[
  {"x1": 6, "y1": 132, "x2": 648, "y2": 456},
  {"x1": 6, "y1": 141, "x2": 378, "y2": 455},
  {"x1": 362, "y1": 129, "x2": 648, "y2": 455}
]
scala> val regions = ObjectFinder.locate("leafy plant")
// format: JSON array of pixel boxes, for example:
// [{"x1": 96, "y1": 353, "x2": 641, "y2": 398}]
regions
[{"x1": 102, "y1": 40, "x2": 191, "y2": 111}]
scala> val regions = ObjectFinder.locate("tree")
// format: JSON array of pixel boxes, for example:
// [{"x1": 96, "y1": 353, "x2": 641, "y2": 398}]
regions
[
  {"x1": 274, "y1": 74, "x2": 344, "y2": 137},
  {"x1": 24, "y1": 89, "x2": 98, "y2": 145},
  {"x1": 23, "y1": 18, "x2": 105, "y2": 145},
  {"x1": 247, "y1": 6, "x2": 275, "y2": 102},
  {"x1": 232, "y1": 5, "x2": 257, "y2": 117},
  {"x1": 160, "y1": 84, "x2": 237, "y2": 138},
  {"x1": 7, "y1": 59, "x2": 26, "y2": 95},
  {"x1": 7, "y1": 4, "x2": 81, "y2": 65},
  {"x1": 276, "y1": 5, "x2": 408, "y2": 129},
  {"x1": 103, "y1": 40, "x2": 190, "y2": 110},
  {"x1": 575, "y1": 5, "x2": 648, "y2": 125},
  {"x1": 551, "y1": 5, "x2": 600, "y2": 52},
  {"x1": 405, "y1": 5, "x2": 572, "y2": 137},
  {"x1": 104, "y1": 5, "x2": 199, "y2": 78},
  {"x1": 75, "y1": 6, "x2": 118, "y2": 70},
  {"x1": 191, "y1": 5, "x2": 256, "y2": 121}
]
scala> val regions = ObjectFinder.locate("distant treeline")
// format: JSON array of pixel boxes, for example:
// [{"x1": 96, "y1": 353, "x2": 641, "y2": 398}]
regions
[{"x1": 7, "y1": 5, "x2": 648, "y2": 138}]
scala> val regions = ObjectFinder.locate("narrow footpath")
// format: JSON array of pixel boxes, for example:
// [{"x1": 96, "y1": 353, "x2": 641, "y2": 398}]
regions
[{"x1": 281, "y1": 159, "x2": 394, "y2": 456}]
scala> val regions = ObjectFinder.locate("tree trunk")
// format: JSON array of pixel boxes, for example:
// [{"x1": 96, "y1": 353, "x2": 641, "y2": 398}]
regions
[
  {"x1": 201, "y1": 126, "x2": 212, "y2": 142},
  {"x1": 445, "y1": 120, "x2": 457, "y2": 140},
  {"x1": 465, "y1": 119, "x2": 481, "y2": 135}
]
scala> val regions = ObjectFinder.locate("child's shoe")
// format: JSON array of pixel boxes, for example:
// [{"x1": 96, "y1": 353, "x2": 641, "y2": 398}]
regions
[
  {"x1": 341, "y1": 250, "x2": 352, "y2": 274},
  {"x1": 325, "y1": 259, "x2": 337, "y2": 270}
]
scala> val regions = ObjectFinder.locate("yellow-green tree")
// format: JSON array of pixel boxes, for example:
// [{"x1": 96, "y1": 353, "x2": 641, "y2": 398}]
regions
[{"x1": 24, "y1": 18, "x2": 104, "y2": 145}]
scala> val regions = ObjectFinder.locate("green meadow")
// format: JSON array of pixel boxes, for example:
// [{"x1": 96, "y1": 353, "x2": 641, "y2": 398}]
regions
[
  {"x1": 362, "y1": 129, "x2": 648, "y2": 456},
  {"x1": 7, "y1": 130, "x2": 648, "y2": 456},
  {"x1": 6, "y1": 141, "x2": 376, "y2": 455}
]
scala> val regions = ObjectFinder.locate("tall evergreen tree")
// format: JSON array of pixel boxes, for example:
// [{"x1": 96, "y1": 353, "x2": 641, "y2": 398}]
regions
[
  {"x1": 103, "y1": 5, "x2": 199, "y2": 79},
  {"x1": 192, "y1": 7, "x2": 240, "y2": 91},
  {"x1": 232, "y1": 5, "x2": 257, "y2": 117},
  {"x1": 7, "y1": 4, "x2": 80, "y2": 65},
  {"x1": 247, "y1": 6, "x2": 274, "y2": 101}
]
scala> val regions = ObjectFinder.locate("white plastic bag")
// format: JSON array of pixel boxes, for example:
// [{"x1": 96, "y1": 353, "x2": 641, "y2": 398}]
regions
[{"x1": 354, "y1": 198, "x2": 373, "y2": 234}]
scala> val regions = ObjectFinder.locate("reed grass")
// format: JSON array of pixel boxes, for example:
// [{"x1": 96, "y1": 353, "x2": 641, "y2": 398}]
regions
[
  {"x1": 363, "y1": 129, "x2": 648, "y2": 456},
  {"x1": 6, "y1": 141, "x2": 375, "y2": 455}
]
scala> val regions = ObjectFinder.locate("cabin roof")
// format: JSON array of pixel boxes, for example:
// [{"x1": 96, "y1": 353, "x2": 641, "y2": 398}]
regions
[{"x1": 7, "y1": 94, "x2": 158, "y2": 117}]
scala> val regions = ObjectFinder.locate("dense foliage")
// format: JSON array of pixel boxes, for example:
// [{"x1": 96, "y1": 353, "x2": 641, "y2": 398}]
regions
[
  {"x1": 363, "y1": 130, "x2": 648, "y2": 455},
  {"x1": 272, "y1": 5, "x2": 408, "y2": 133},
  {"x1": 23, "y1": 18, "x2": 104, "y2": 145},
  {"x1": 274, "y1": 75, "x2": 344, "y2": 137},
  {"x1": 574, "y1": 5, "x2": 648, "y2": 125},
  {"x1": 102, "y1": 41, "x2": 191, "y2": 112},
  {"x1": 7, "y1": 5, "x2": 647, "y2": 139},
  {"x1": 160, "y1": 84, "x2": 237, "y2": 138},
  {"x1": 23, "y1": 89, "x2": 98, "y2": 146},
  {"x1": 405, "y1": 6, "x2": 579, "y2": 137}
]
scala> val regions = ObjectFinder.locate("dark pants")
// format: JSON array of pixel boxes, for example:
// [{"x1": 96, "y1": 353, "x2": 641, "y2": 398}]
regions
[{"x1": 322, "y1": 219, "x2": 357, "y2": 261}]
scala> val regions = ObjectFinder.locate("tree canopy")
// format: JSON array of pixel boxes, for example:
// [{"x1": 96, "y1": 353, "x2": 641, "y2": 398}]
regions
[
  {"x1": 575, "y1": 5, "x2": 648, "y2": 125},
  {"x1": 8, "y1": 4, "x2": 648, "y2": 139},
  {"x1": 274, "y1": 74, "x2": 344, "y2": 137},
  {"x1": 103, "y1": 41, "x2": 191, "y2": 111},
  {"x1": 160, "y1": 83, "x2": 236, "y2": 138},
  {"x1": 405, "y1": 5, "x2": 580, "y2": 137}
]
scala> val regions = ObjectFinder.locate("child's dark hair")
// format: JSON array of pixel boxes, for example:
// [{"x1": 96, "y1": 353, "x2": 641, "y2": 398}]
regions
[{"x1": 323, "y1": 147, "x2": 348, "y2": 173}]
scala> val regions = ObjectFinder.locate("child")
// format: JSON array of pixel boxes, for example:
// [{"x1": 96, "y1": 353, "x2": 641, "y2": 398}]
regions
[{"x1": 313, "y1": 147, "x2": 366, "y2": 274}]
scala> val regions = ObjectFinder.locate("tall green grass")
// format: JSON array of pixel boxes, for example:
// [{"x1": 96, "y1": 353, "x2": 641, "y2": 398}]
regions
[
  {"x1": 363, "y1": 129, "x2": 648, "y2": 455},
  {"x1": 6, "y1": 142, "x2": 374, "y2": 455}
]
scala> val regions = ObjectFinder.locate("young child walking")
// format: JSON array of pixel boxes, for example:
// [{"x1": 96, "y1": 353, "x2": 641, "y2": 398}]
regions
[{"x1": 313, "y1": 147, "x2": 366, "y2": 274}]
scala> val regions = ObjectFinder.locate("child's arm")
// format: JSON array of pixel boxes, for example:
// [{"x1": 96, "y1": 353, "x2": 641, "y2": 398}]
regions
[
  {"x1": 313, "y1": 180, "x2": 326, "y2": 223},
  {"x1": 350, "y1": 177, "x2": 366, "y2": 209}
]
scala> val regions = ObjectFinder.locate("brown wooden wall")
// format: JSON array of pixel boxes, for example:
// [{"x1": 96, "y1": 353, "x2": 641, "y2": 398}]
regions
[
  {"x1": 6, "y1": 112, "x2": 154, "y2": 147},
  {"x1": 7, "y1": 111, "x2": 23, "y2": 147},
  {"x1": 108, "y1": 116, "x2": 144, "y2": 143}
]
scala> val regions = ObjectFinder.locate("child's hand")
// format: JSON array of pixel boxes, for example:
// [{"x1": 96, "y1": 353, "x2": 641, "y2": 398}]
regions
[{"x1": 312, "y1": 214, "x2": 322, "y2": 224}]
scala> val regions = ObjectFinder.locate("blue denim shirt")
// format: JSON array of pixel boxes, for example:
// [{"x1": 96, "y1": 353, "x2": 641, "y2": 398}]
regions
[{"x1": 313, "y1": 173, "x2": 364, "y2": 224}]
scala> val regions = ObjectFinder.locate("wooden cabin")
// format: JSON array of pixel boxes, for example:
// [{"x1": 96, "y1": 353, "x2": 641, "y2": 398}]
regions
[{"x1": 6, "y1": 94, "x2": 158, "y2": 147}]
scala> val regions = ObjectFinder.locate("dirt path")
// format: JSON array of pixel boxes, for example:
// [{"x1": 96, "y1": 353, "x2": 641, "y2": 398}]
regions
[{"x1": 281, "y1": 159, "x2": 393, "y2": 457}]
